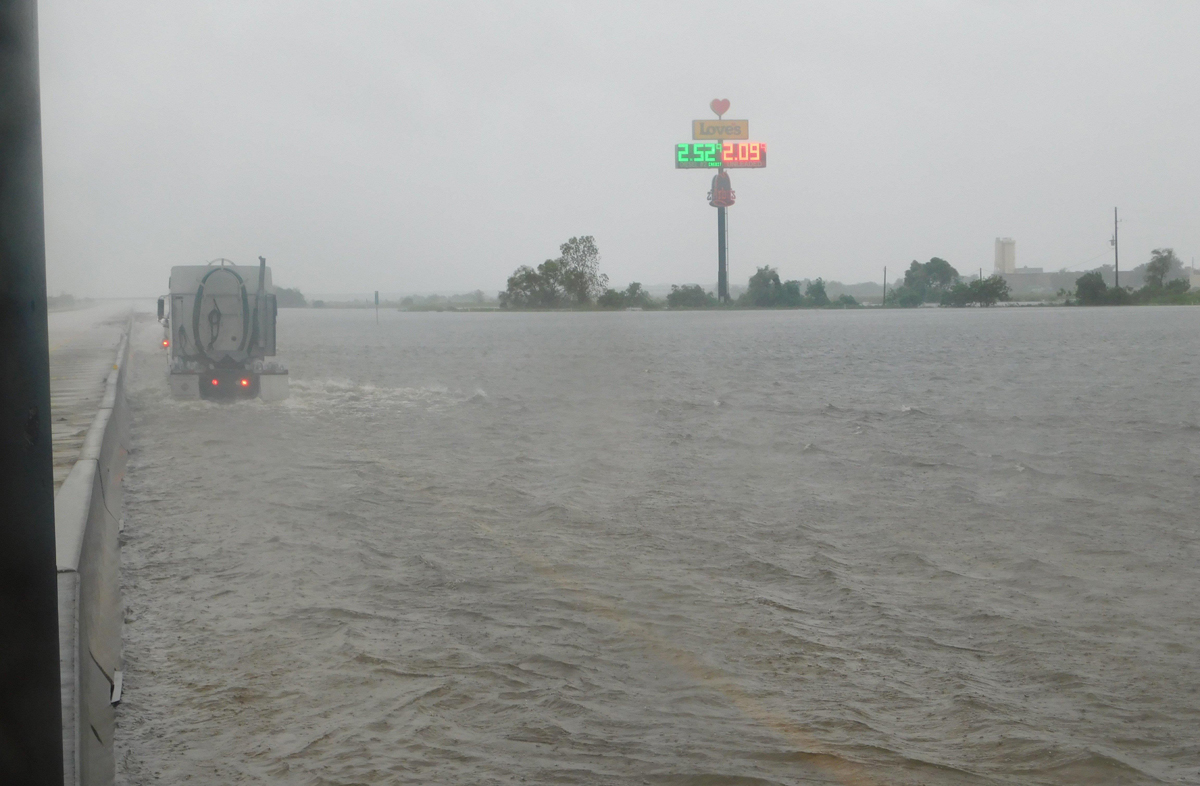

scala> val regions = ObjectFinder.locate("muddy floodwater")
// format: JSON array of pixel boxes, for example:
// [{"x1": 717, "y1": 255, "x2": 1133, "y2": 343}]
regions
[{"x1": 117, "y1": 307, "x2": 1200, "y2": 785}]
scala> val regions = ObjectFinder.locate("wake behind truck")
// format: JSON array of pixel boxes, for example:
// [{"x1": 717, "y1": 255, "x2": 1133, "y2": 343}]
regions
[{"x1": 158, "y1": 257, "x2": 289, "y2": 400}]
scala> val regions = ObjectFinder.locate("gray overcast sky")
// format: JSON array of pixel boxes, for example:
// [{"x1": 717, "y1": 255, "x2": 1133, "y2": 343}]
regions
[{"x1": 38, "y1": 1, "x2": 1200, "y2": 297}]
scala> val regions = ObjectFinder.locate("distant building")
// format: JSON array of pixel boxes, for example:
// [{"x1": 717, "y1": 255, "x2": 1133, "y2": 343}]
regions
[
  {"x1": 1191, "y1": 266, "x2": 1200, "y2": 289},
  {"x1": 994, "y1": 238, "x2": 1016, "y2": 275}
]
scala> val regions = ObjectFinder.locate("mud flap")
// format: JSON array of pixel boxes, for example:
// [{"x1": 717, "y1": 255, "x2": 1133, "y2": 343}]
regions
[
  {"x1": 259, "y1": 372, "x2": 289, "y2": 401},
  {"x1": 169, "y1": 373, "x2": 201, "y2": 399}
]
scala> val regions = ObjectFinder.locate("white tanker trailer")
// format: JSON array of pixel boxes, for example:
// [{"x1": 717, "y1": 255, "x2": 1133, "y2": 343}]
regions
[{"x1": 158, "y1": 257, "x2": 289, "y2": 400}]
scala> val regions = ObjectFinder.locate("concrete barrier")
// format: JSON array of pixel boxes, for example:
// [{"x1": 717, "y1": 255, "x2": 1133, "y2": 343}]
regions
[{"x1": 56, "y1": 320, "x2": 131, "y2": 786}]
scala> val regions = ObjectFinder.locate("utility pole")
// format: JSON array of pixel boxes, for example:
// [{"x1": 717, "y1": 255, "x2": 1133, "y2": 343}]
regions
[
  {"x1": 1112, "y1": 207, "x2": 1120, "y2": 288},
  {"x1": 375, "y1": 290, "x2": 379, "y2": 324},
  {"x1": 0, "y1": 2, "x2": 67, "y2": 783},
  {"x1": 882, "y1": 266, "x2": 887, "y2": 307}
]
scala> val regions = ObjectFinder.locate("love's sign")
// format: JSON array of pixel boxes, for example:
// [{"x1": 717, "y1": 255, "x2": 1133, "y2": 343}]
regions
[{"x1": 692, "y1": 119, "x2": 749, "y2": 140}]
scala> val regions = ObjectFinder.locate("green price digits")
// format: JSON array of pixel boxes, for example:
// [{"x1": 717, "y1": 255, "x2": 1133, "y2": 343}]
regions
[{"x1": 675, "y1": 142, "x2": 722, "y2": 169}]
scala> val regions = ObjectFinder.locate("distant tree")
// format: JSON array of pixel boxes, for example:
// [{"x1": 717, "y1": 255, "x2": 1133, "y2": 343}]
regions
[
  {"x1": 941, "y1": 283, "x2": 969, "y2": 307},
  {"x1": 667, "y1": 284, "x2": 717, "y2": 308},
  {"x1": 891, "y1": 285, "x2": 924, "y2": 307},
  {"x1": 745, "y1": 266, "x2": 785, "y2": 306},
  {"x1": 501, "y1": 236, "x2": 607, "y2": 308},
  {"x1": 1164, "y1": 278, "x2": 1191, "y2": 296},
  {"x1": 834, "y1": 294, "x2": 859, "y2": 308},
  {"x1": 975, "y1": 275, "x2": 1011, "y2": 306},
  {"x1": 558, "y1": 236, "x2": 608, "y2": 304},
  {"x1": 903, "y1": 257, "x2": 960, "y2": 302},
  {"x1": 1144, "y1": 248, "x2": 1181, "y2": 289},
  {"x1": 924, "y1": 258, "x2": 959, "y2": 289},
  {"x1": 598, "y1": 282, "x2": 655, "y2": 309},
  {"x1": 805, "y1": 278, "x2": 829, "y2": 307},
  {"x1": 597, "y1": 288, "x2": 624, "y2": 308},
  {"x1": 902, "y1": 261, "x2": 925, "y2": 290},
  {"x1": 500, "y1": 259, "x2": 566, "y2": 308},
  {"x1": 780, "y1": 280, "x2": 804, "y2": 307},
  {"x1": 275, "y1": 286, "x2": 307, "y2": 307},
  {"x1": 1074, "y1": 271, "x2": 1108, "y2": 305},
  {"x1": 622, "y1": 282, "x2": 654, "y2": 308},
  {"x1": 942, "y1": 275, "x2": 1011, "y2": 307}
]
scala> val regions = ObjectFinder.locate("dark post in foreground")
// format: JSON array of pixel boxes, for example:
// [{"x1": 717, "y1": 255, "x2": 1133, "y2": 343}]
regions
[
  {"x1": 717, "y1": 206, "x2": 728, "y2": 303},
  {"x1": 0, "y1": 1, "x2": 66, "y2": 783}
]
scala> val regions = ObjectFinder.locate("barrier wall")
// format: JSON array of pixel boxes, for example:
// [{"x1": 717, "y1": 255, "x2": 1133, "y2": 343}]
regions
[{"x1": 56, "y1": 323, "x2": 130, "y2": 786}]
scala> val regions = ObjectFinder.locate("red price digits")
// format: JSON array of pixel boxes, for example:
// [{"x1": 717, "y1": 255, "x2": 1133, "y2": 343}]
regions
[{"x1": 721, "y1": 141, "x2": 765, "y2": 165}]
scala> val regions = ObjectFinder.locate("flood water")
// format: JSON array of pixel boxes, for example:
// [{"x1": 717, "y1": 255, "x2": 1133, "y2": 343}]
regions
[{"x1": 117, "y1": 307, "x2": 1200, "y2": 785}]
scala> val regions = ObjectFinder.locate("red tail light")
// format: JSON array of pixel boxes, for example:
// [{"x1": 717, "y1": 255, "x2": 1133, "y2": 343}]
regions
[
  {"x1": 211, "y1": 378, "x2": 219, "y2": 386},
  {"x1": 162, "y1": 339, "x2": 170, "y2": 348},
  {"x1": 240, "y1": 378, "x2": 250, "y2": 387}
]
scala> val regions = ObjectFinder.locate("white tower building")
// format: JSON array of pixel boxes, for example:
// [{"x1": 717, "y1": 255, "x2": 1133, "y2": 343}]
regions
[{"x1": 994, "y1": 238, "x2": 1016, "y2": 275}]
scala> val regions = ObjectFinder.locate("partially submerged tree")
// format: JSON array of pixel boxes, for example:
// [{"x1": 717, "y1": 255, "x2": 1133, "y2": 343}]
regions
[
  {"x1": 1072, "y1": 250, "x2": 1192, "y2": 305},
  {"x1": 598, "y1": 282, "x2": 656, "y2": 309},
  {"x1": 741, "y1": 266, "x2": 805, "y2": 307},
  {"x1": 1144, "y1": 248, "x2": 1182, "y2": 290},
  {"x1": 941, "y1": 275, "x2": 1011, "y2": 307},
  {"x1": 499, "y1": 259, "x2": 566, "y2": 308},
  {"x1": 500, "y1": 236, "x2": 606, "y2": 308},
  {"x1": 745, "y1": 266, "x2": 786, "y2": 306},
  {"x1": 805, "y1": 278, "x2": 829, "y2": 307},
  {"x1": 740, "y1": 268, "x2": 843, "y2": 308},
  {"x1": 896, "y1": 257, "x2": 961, "y2": 305},
  {"x1": 558, "y1": 236, "x2": 608, "y2": 304},
  {"x1": 666, "y1": 284, "x2": 717, "y2": 308},
  {"x1": 1074, "y1": 271, "x2": 1109, "y2": 305}
]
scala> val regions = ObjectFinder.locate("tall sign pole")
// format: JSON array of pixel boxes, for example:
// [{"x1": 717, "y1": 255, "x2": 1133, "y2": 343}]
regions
[
  {"x1": 710, "y1": 99, "x2": 732, "y2": 303},
  {"x1": 716, "y1": 98, "x2": 729, "y2": 304},
  {"x1": 717, "y1": 205, "x2": 728, "y2": 302},
  {"x1": 675, "y1": 100, "x2": 765, "y2": 304},
  {"x1": 1112, "y1": 207, "x2": 1120, "y2": 288},
  {"x1": 0, "y1": 2, "x2": 67, "y2": 783}
]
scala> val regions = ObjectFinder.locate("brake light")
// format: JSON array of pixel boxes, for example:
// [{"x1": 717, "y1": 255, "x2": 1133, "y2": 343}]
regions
[
  {"x1": 240, "y1": 378, "x2": 250, "y2": 387},
  {"x1": 211, "y1": 378, "x2": 219, "y2": 386}
]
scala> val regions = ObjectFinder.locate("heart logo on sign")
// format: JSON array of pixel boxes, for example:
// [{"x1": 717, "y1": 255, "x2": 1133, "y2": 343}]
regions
[{"x1": 710, "y1": 98, "x2": 730, "y2": 118}]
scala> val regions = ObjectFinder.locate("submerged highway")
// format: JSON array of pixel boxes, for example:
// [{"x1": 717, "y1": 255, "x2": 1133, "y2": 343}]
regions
[
  {"x1": 89, "y1": 304, "x2": 1200, "y2": 786},
  {"x1": 48, "y1": 302, "x2": 139, "y2": 493}
]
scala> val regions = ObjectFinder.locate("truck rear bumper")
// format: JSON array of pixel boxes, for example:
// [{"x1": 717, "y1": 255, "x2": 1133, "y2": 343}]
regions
[{"x1": 169, "y1": 371, "x2": 288, "y2": 401}]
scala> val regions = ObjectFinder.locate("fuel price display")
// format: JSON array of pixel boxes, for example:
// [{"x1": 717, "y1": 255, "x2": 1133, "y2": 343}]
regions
[
  {"x1": 675, "y1": 141, "x2": 767, "y2": 169},
  {"x1": 676, "y1": 142, "x2": 722, "y2": 168},
  {"x1": 721, "y1": 141, "x2": 766, "y2": 168}
]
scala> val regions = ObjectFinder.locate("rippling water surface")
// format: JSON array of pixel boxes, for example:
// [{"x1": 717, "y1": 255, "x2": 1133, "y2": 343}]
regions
[{"x1": 117, "y1": 307, "x2": 1200, "y2": 785}]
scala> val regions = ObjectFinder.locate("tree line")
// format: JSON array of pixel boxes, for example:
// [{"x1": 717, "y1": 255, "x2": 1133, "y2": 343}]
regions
[
  {"x1": 499, "y1": 237, "x2": 1197, "y2": 311},
  {"x1": 498, "y1": 236, "x2": 863, "y2": 310},
  {"x1": 886, "y1": 258, "x2": 1011, "y2": 307},
  {"x1": 1071, "y1": 248, "x2": 1196, "y2": 305}
]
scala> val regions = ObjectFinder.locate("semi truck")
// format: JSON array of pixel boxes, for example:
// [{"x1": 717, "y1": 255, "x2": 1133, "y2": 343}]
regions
[{"x1": 158, "y1": 257, "x2": 289, "y2": 400}]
